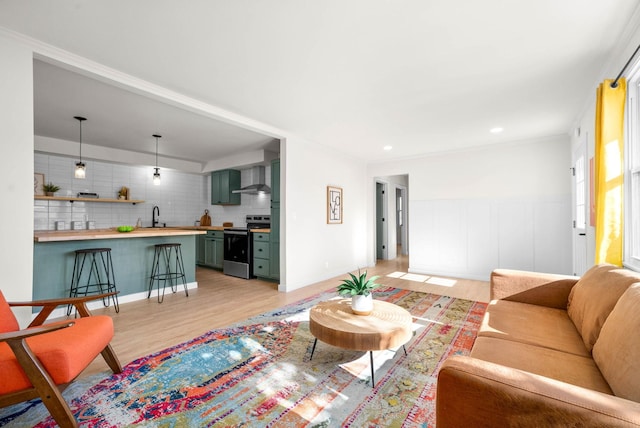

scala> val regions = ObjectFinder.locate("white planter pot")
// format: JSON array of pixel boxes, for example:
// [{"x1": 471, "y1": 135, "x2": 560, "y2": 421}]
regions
[{"x1": 351, "y1": 294, "x2": 373, "y2": 315}]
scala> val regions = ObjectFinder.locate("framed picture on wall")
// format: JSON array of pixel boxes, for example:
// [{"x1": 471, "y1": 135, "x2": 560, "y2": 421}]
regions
[
  {"x1": 34, "y1": 173, "x2": 45, "y2": 195},
  {"x1": 327, "y1": 186, "x2": 343, "y2": 224}
]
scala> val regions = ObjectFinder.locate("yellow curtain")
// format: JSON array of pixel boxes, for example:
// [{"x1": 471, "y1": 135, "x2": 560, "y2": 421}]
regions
[{"x1": 594, "y1": 78, "x2": 626, "y2": 265}]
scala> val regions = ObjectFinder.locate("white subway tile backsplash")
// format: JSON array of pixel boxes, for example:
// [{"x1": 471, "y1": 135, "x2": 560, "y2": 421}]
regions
[
  {"x1": 35, "y1": 154, "x2": 273, "y2": 230},
  {"x1": 34, "y1": 154, "x2": 212, "y2": 230}
]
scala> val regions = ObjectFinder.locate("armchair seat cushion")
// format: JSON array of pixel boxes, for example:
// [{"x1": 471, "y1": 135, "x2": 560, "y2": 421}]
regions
[
  {"x1": 0, "y1": 315, "x2": 114, "y2": 395},
  {"x1": 479, "y1": 300, "x2": 590, "y2": 357}
]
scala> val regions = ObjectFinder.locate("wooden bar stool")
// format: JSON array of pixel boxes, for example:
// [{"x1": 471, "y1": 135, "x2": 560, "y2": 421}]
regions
[
  {"x1": 148, "y1": 243, "x2": 188, "y2": 303},
  {"x1": 68, "y1": 247, "x2": 120, "y2": 315}
]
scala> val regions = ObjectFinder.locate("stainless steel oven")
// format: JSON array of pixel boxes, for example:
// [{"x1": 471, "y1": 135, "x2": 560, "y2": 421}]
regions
[
  {"x1": 223, "y1": 228, "x2": 251, "y2": 278},
  {"x1": 223, "y1": 215, "x2": 270, "y2": 279}
]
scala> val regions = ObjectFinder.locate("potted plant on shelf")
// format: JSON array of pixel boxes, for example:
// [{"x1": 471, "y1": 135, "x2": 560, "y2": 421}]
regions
[
  {"x1": 42, "y1": 182, "x2": 60, "y2": 197},
  {"x1": 118, "y1": 186, "x2": 129, "y2": 200},
  {"x1": 337, "y1": 269, "x2": 381, "y2": 315}
]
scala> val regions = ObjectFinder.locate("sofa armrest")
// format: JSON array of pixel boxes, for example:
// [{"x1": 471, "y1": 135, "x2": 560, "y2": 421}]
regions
[
  {"x1": 437, "y1": 355, "x2": 640, "y2": 427},
  {"x1": 490, "y1": 269, "x2": 579, "y2": 309}
]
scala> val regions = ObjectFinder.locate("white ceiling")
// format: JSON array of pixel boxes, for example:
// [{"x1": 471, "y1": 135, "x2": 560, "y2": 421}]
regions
[{"x1": 1, "y1": 1, "x2": 639, "y2": 166}]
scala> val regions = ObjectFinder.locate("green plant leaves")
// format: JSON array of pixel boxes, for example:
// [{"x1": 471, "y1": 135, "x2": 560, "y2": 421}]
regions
[{"x1": 337, "y1": 269, "x2": 380, "y2": 296}]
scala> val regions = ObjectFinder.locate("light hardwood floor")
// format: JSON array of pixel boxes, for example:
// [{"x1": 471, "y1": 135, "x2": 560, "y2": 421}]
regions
[{"x1": 80, "y1": 254, "x2": 489, "y2": 378}]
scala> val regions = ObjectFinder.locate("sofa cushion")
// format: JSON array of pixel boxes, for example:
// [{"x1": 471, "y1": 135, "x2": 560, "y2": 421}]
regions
[
  {"x1": 567, "y1": 264, "x2": 640, "y2": 351},
  {"x1": 592, "y1": 284, "x2": 640, "y2": 402},
  {"x1": 470, "y1": 336, "x2": 613, "y2": 395},
  {"x1": 478, "y1": 300, "x2": 589, "y2": 357}
]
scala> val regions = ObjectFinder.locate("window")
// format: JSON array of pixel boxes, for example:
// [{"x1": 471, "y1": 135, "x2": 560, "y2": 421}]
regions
[{"x1": 625, "y1": 73, "x2": 640, "y2": 270}]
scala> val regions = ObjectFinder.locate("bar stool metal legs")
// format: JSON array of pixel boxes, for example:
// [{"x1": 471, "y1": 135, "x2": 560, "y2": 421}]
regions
[
  {"x1": 68, "y1": 248, "x2": 120, "y2": 315},
  {"x1": 148, "y1": 243, "x2": 188, "y2": 303}
]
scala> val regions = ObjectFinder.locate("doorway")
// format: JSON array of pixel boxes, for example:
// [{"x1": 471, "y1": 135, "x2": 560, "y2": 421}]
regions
[
  {"x1": 375, "y1": 175, "x2": 409, "y2": 261},
  {"x1": 396, "y1": 186, "x2": 408, "y2": 256},
  {"x1": 376, "y1": 182, "x2": 388, "y2": 260}
]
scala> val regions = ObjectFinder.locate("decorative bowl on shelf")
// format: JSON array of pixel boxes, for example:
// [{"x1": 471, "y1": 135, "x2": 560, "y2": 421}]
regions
[{"x1": 117, "y1": 225, "x2": 134, "y2": 233}]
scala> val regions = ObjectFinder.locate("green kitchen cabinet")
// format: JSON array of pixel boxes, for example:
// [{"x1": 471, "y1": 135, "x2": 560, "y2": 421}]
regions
[
  {"x1": 268, "y1": 158, "x2": 280, "y2": 280},
  {"x1": 269, "y1": 204, "x2": 280, "y2": 279},
  {"x1": 196, "y1": 234, "x2": 206, "y2": 265},
  {"x1": 253, "y1": 232, "x2": 278, "y2": 280},
  {"x1": 253, "y1": 232, "x2": 270, "y2": 278},
  {"x1": 197, "y1": 230, "x2": 224, "y2": 269},
  {"x1": 211, "y1": 169, "x2": 241, "y2": 205},
  {"x1": 271, "y1": 159, "x2": 280, "y2": 204}
]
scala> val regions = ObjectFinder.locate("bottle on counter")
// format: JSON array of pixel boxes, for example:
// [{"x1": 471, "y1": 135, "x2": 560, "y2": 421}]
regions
[{"x1": 136, "y1": 217, "x2": 142, "y2": 228}]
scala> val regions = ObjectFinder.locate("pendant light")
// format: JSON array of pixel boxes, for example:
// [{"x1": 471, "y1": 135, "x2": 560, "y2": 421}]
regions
[
  {"x1": 153, "y1": 134, "x2": 161, "y2": 185},
  {"x1": 74, "y1": 116, "x2": 87, "y2": 179}
]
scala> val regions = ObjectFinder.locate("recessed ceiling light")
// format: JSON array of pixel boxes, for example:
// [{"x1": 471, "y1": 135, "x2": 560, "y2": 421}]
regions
[
  {"x1": 383, "y1": 145, "x2": 393, "y2": 151},
  {"x1": 490, "y1": 127, "x2": 504, "y2": 134}
]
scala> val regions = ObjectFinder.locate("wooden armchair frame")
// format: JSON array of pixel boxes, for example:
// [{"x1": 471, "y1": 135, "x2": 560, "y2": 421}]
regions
[{"x1": 0, "y1": 292, "x2": 122, "y2": 428}]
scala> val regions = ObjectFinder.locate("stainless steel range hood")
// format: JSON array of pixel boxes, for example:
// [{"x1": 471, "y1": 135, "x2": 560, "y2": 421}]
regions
[{"x1": 232, "y1": 166, "x2": 271, "y2": 195}]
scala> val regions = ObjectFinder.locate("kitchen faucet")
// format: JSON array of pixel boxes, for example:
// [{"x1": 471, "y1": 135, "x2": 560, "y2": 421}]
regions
[{"x1": 152, "y1": 205, "x2": 160, "y2": 228}]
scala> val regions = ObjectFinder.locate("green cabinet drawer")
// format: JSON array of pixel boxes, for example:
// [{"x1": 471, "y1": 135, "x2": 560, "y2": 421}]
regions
[
  {"x1": 253, "y1": 258, "x2": 270, "y2": 277},
  {"x1": 253, "y1": 232, "x2": 270, "y2": 242},
  {"x1": 207, "y1": 230, "x2": 224, "y2": 239},
  {"x1": 254, "y1": 241, "x2": 270, "y2": 258}
]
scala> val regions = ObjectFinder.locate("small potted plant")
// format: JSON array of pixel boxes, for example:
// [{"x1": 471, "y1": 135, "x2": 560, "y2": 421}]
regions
[
  {"x1": 42, "y1": 182, "x2": 60, "y2": 197},
  {"x1": 118, "y1": 186, "x2": 129, "y2": 200},
  {"x1": 337, "y1": 269, "x2": 380, "y2": 315}
]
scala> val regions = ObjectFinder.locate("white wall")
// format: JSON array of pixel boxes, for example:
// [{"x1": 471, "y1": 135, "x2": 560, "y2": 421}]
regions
[
  {"x1": 0, "y1": 35, "x2": 34, "y2": 326},
  {"x1": 369, "y1": 136, "x2": 572, "y2": 280},
  {"x1": 281, "y1": 136, "x2": 368, "y2": 291}
]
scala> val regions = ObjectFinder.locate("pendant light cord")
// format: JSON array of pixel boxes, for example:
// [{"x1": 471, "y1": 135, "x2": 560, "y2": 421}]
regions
[
  {"x1": 74, "y1": 116, "x2": 87, "y2": 163},
  {"x1": 153, "y1": 134, "x2": 161, "y2": 168},
  {"x1": 79, "y1": 120, "x2": 82, "y2": 162}
]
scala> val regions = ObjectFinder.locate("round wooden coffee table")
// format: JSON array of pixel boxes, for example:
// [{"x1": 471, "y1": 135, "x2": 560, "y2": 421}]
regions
[{"x1": 308, "y1": 298, "x2": 413, "y2": 386}]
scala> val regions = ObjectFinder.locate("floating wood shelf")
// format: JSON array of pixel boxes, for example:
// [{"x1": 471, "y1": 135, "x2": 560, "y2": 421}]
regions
[{"x1": 34, "y1": 195, "x2": 144, "y2": 205}]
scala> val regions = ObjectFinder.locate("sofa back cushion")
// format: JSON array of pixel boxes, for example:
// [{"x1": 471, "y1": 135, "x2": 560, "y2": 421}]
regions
[
  {"x1": 592, "y1": 283, "x2": 640, "y2": 401},
  {"x1": 567, "y1": 264, "x2": 640, "y2": 351}
]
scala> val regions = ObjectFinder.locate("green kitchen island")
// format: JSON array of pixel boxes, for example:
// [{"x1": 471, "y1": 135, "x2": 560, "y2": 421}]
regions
[{"x1": 33, "y1": 228, "x2": 206, "y2": 304}]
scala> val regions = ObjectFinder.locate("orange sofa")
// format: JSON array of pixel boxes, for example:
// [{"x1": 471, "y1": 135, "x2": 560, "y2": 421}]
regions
[{"x1": 436, "y1": 264, "x2": 640, "y2": 427}]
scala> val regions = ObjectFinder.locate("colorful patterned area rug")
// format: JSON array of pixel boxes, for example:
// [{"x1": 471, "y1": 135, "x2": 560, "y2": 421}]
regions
[{"x1": 0, "y1": 287, "x2": 487, "y2": 427}]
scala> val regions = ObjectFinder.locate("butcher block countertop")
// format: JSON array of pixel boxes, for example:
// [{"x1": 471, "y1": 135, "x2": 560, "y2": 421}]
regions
[{"x1": 34, "y1": 227, "x2": 207, "y2": 243}]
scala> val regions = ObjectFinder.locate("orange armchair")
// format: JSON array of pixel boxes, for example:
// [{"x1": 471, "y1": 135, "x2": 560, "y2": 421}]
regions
[{"x1": 0, "y1": 290, "x2": 122, "y2": 428}]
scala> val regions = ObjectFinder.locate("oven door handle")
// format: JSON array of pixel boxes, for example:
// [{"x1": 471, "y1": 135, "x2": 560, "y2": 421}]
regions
[{"x1": 224, "y1": 230, "x2": 249, "y2": 236}]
